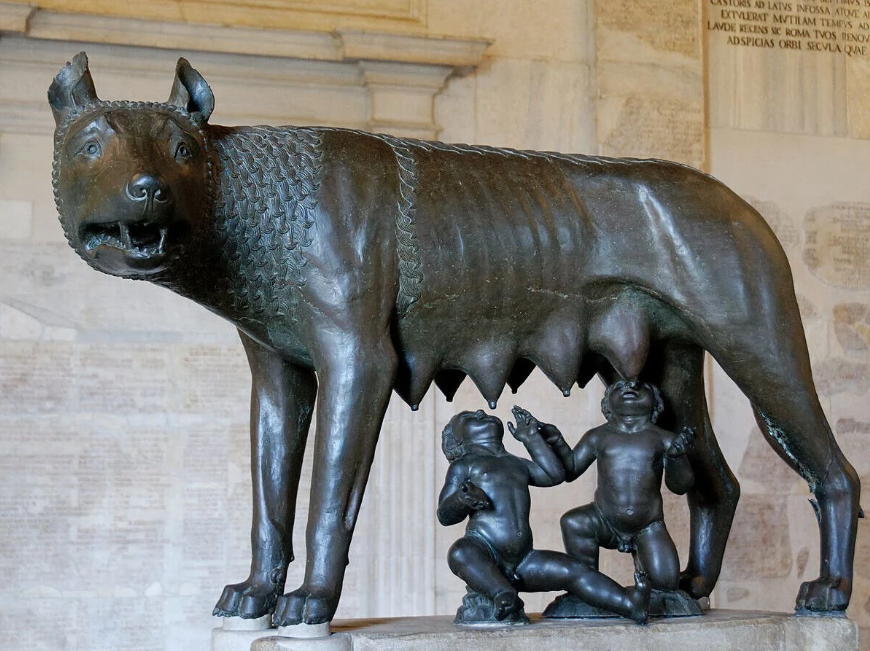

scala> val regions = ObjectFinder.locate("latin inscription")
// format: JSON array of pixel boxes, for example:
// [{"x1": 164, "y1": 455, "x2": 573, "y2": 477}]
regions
[
  {"x1": 720, "y1": 495, "x2": 793, "y2": 579},
  {"x1": 602, "y1": 0, "x2": 700, "y2": 58},
  {"x1": 744, "y1": 196, "x2": 799, "y2": 249},
  {"x1": 804, "y1": 202, "x2": 870, "y2": 289},
  {"x1": 602, "y1": 96, "x2": 705, "y2": 168},
  {"x1": 708, "y1": 0, "x2": 870, "y2": 55}
]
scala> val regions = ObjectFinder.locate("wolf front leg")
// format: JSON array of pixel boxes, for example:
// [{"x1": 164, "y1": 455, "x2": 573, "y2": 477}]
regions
[
  {"x1": 272, "y1": 333, "x2": 398, "y2": 626},
  {"x1": 214, "y1": 331, "x2": 317, "y2": 619}
]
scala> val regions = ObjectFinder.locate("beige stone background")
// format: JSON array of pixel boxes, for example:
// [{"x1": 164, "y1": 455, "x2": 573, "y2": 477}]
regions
[{"x1": 0, "y1": 0, "x2": 868, "y2": 649}]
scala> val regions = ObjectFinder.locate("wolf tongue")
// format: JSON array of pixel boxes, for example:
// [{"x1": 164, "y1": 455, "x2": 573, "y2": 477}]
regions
[{"x1": 119, "y1": 223, "x2": 133, "y2": 249}]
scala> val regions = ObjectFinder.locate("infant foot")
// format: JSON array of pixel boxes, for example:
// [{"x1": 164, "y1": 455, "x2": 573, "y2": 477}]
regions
[
  {"x1": 626, "y1": 571, "x2": 651, "y2": 625},
  {"x1": 493, "y1": 590, "x2": 524, "y2": 620}
]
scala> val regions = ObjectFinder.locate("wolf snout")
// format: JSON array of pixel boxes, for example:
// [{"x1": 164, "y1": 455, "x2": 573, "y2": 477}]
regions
[{"x1": 125, "y1": 173, "x2": 172, "y2": 208}]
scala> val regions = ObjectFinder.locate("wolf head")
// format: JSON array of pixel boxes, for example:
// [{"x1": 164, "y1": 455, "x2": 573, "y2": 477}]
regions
[{"x1": 50, "y1": 53, "x2": 215, "y2": 279}]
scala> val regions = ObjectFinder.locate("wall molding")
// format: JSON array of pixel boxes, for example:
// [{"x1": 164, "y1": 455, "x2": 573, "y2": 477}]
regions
[
  {"x1": 0, "y1": 2, "x2": 32, "y2": 32},
  {"x1": 0, "y1": 4, "x2": 489, "y2": 69},
  {"x1": 9, "y1": 0, "x2": 428, "y2": 32},
  {"x1": 0, "y1": 4, "x2": 489, "y2": 139},
  {"x1": 202, "y1": 0, "x2": 424, "y2": 21},
  {"x1": 0, "y1": 99, "x2": 49, "y2": 135},
  {"x1": 341, "y1": 30, "x2": 487, "y2": 70}
]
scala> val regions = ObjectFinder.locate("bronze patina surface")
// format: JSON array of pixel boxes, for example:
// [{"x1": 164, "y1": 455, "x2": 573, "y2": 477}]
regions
[{"x1": 49, "y1": 53, "x2": 859, "y2": 625}]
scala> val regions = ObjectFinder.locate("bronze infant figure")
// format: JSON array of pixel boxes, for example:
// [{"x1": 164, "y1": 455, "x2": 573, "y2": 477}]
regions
[
  {"x1": 544, "y1": 380, "x2": 703, "y2": 619},
  {"x1": 49, "y1": 53, "x2": 859, "y2": 625},
  {"x1": 438, "y1": 406, "x2": 651, "y2": 626},
  {"x1": 555, "y1": 380, "x2": 694, "y2": 590}
]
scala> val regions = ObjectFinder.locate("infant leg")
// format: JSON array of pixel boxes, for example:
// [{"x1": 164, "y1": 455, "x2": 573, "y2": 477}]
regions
[
  {"x1": 517, "y1": 550, "x2": 649, "y2": 624},
  {"x1": 448, "y1": 537, "x2": 522, "y2": 619},
  {"x1": 561, "y1": 503, "x2": 614, "y2": 569},
  {"x1": 633, "y1": 523, "x2": 680, "y2": 591}
]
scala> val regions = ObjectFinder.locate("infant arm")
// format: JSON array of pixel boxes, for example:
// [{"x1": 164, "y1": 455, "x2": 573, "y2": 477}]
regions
[
  {"x1": 438, "y1": 461, "x2": 490, "y2": 526},
  {"x1": 540, "y1": 421, "x2": 576, "y2": 477},
  {"x1": 564, "y1": 429, "x2": 599, "y2": 482},
  {"x1": 520, "y1": 433, "x2": 566, "y2": 487},
  {"x1": 509, "y1": 407, "x2": 565, "y2": 486},
  {"x1": 538, "y1": 422, "x2": 598, "y2": 481},
  {"x1": 664, "y1": 426, "x2": 695, "y2": 495}
]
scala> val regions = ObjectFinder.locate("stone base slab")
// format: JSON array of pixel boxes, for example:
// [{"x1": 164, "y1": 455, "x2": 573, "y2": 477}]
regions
[
  {"x1": 234, "y1": 610, "x2": 859, "y2": 651},
  {"x1": 212, "y1": 615, "x2": 273, "y2": 651},
  {"x1": 543, "y1": 589, "x2": 703, "y2": 619}
]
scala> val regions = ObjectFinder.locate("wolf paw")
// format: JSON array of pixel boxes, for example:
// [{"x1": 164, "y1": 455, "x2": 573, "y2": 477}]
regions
[
  {"x1": 273, "y1": 587, "x2": 337, "y2": 626},
  {"x1": 678, "y1": 570, "x2": 715, "y2": 600},
  {"x1": 213, "y1": 577, "x2": 281, "y2": 619},
  {"x1": 796, "y1": 577, "x2": 851, "y2": 613}
]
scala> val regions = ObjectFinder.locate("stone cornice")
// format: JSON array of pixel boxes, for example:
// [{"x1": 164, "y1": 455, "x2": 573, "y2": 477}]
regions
[
  {"x1": 0, "y1": 3, "x2": 490, "y2": 72},
  {"x1": 0, "y1": 99, "x2": 48, "y2": 135},
  {"x1": 339, "y1": 30, "x2": 489, "y2": 70},
  {"x1": 0, "y1": 2, "x2": 32, "y2": 32},
  {"x1": 0, "y1": 3, "x2": 489, "y2": 139}
]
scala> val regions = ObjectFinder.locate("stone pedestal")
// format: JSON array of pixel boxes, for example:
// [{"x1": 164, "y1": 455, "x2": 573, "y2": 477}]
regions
[
  {"x1": 236, "y1": 611, "x2": 858, "y2": 651},
  {"x1": 212, "y1": 615, "x2": 273, "y2": 651}
]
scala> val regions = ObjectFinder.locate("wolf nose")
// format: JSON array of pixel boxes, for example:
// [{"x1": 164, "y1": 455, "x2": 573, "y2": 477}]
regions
[{"x1": 126, "y1": 173, "x2": 170, "y2": 204}]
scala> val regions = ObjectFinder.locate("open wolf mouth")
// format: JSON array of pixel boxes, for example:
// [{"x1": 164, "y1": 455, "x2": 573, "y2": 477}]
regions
[{"x1": 82, "y1": 221, "x2": 168, "y2": 259}]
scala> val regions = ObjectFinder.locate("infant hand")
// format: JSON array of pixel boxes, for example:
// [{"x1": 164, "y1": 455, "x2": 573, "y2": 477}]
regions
[
  {"x1": 667, "y1": 427, "x2": 696, "y2": 458},
  {"x1": 509, "y1": 406, "x2": 539, "y2": 442},
  {"x1": 540, "y1": 423, "x2": 564, "y2": 446},
  {"x1": 459, "y1": 480, "x2": 492, "y2": 510}
]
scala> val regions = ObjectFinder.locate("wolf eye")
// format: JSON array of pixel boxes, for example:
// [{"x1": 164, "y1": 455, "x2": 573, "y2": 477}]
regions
[
  {"x1": 79, "y1": 140, "x2": 102, "y2": 158},
  {"x1": 174, "y1": 142, "x2": 192, "y2": 162}
]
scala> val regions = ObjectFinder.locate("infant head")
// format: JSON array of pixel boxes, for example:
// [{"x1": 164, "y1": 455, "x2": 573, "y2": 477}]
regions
[
  {"x1": 601, "y1": 380, "x2": 664, "y2": 423},
  {"x1": 441, "y1": 410, "x2": 504, "y2": 460}
]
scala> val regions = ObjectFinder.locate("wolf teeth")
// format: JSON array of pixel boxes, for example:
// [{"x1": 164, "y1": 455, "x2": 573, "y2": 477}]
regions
[{"x1": 119, "y1": 223, "x2": 132, "y2": 249}]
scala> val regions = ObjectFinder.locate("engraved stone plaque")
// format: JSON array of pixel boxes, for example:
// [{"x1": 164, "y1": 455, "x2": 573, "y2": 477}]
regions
[{"x1": 804, "y1": 202, "x2": 870, "y2": 289}]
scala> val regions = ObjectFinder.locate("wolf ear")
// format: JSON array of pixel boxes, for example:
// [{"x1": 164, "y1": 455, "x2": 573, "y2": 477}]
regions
[
  {"x1": 168, "y1": 58, "x2": 214, "y2": 123},
  {"x1": 48, "y1": 52, "x2": 99, "y2": 126}
]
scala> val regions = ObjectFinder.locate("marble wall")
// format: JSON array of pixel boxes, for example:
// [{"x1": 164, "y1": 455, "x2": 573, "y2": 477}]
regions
[
  {"x1": 702, "y1": 1, "x2": 870, "y2": 643},
  {"x1": 0, "y1": 2, "x2": 596, "y2": 649},
  {"x1": 0, "y1": 0, "x2": 868, "y2": 649}
]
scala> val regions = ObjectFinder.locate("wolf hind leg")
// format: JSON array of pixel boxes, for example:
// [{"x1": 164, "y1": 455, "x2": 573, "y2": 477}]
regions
[
  {"x1": 641, "y1": 343, "x2": 740, "y2": 600},
  {"x1": 751, "y1": 403, "x2": 859, "y2": 612},
  {"x1": 712, "y1": 317, "x2": 859, "y2": 612}
]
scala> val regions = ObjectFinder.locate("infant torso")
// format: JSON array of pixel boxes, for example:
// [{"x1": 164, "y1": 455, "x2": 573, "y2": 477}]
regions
[
  {"x1": 593, "y1": 426, "x2": 670, "y2": 535},
  {"x1": 464, "y1": 452, "x2": 534, "y2": 565}
]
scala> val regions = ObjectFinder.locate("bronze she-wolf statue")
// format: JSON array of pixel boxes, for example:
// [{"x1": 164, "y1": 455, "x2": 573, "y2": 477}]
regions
[{"x1": 49, "y1": 53, "x2": 859, "y2": 625}]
